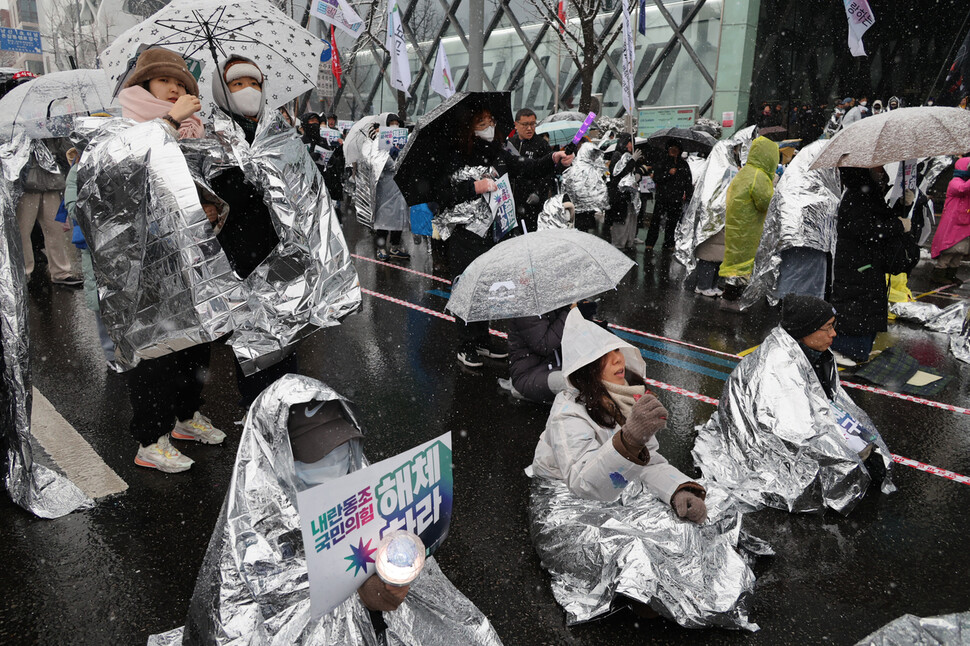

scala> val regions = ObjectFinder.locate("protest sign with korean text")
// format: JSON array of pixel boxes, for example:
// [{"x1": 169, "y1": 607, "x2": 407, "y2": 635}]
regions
[
  {"x1": 377, "y1": 126, "x2": 409, "y2": 151},
  {"x1": 488, "y1": 173, "x2": 517, "y2": 239},
  {"x1": 297, "y1": 432, "x2": 453, "y2": 618}
]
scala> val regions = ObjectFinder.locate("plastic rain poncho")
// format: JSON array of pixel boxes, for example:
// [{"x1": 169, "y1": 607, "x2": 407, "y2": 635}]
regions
[
  {"x1": 528, "y1": 310, "x2": 767, "y2": 630},
  {"x1": 719, "y1": 136, "x2": 780, "y2": 279},
  {"x1": 693, "y1": 326, "x2": 895, "y2": 515},
  {"x1": 674, "y1": 126, "x2": 757, "y2": 275},
  {"x1": 147, "y1": 374, "x2": 503, "y2": 646},
  {"x1": 0, "y1": 133, "x2": 92, "y2": 519},
  {"x1": 740, "y1": 140, "x2": 841, "y2": 308},
  {"x1": 74, "y1": 113, "x2": 360, "y2": 375}
]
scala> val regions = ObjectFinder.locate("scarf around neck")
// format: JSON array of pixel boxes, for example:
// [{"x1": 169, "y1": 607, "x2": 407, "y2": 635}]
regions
[
  {"x1": 601, "y1": 379, "x2": 646, "y2": 422},
  {"x1": 118, "y1": 85, "x2": 205, "y2": 139}
]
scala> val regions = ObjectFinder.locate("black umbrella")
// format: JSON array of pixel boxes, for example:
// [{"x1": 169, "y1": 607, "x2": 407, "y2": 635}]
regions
[
  {"x1": 646, "y1": 127, "x2": 716, "y2": 155},
  {"x1": 394, "y1": 91, "x2": 514, "y2": 206}
]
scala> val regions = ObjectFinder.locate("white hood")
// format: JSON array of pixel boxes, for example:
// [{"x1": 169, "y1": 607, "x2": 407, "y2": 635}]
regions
[{"x1": 560, "y1": 308, "x2": 646, "y2": 386}]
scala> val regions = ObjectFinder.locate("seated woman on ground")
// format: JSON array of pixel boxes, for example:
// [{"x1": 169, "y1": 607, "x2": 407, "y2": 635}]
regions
[{"x1": 531, "y1": 308, "x2": 707, "y2": 519}]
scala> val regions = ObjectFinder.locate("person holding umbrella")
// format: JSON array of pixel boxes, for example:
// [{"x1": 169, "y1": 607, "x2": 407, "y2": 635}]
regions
[
  {"x1": 433, "y1": 102, "x2": 573, "y2": 368},
  {"x1": 829, "y1": 167, "x2": 920, "y2": 365},
  {"x1": 643, "y1": 140, "x2": 693, "y2": 252}
]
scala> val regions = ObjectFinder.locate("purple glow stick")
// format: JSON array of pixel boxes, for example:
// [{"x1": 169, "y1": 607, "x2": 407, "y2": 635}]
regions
[{"x1": 572, "y1": 111, "x2": 597, "y2": 144}]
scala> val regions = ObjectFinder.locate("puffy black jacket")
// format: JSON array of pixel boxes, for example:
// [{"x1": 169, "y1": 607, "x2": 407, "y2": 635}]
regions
[
  {"x1": 831, "y1": 168, "x2": 920, "y2": 336},
  {"x1": 508, "y1": 308, "x2": 569, "y2": 402}
]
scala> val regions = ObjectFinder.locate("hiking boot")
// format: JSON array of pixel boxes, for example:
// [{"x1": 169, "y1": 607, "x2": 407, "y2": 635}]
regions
[
  {"x1": 134, "y1": 434, "x2": 194, "y2": 473},
  {"x1": 945, "y1": 267, "x2": 963, "y2": 285},
  {"x1": 171, "y1": 411, "x2": 226, "y2": 445},
  {"x1": 388, "y1": 246, "x2": 411, "y2": 260},
  {"x1": 376, "y1": 247, "x2": 389, "y2": 261},
  {"x1": 476, "y1": 338, "x2": 508, "y2": 359},
  {"x1": 457, "y1": 344, "x2": 484, "y2": 368}
]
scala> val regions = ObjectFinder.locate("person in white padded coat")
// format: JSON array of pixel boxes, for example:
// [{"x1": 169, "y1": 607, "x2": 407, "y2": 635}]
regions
[{"x1": 531, "y1": 308, "x2": 707, "y2": 522}]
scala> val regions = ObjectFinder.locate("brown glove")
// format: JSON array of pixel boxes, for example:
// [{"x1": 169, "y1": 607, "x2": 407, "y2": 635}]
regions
[
  {"x1": 620, "y1": 394, "x2": 668, "y2": 449},
  {"x1": 671, "y1": 489, "x2": 707, "y2": 524}
]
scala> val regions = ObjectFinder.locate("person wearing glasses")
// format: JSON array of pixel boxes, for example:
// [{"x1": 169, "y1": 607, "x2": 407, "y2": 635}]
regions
[
  {"x1": 508, "y1": 108, "x2": 555, "y2": 232},
  {"x1": 434, "y1": 105, "x2": 574, "y2": 368},
  {"x1": 692, "y1": 293, "x2": 894, "y2": 514}
]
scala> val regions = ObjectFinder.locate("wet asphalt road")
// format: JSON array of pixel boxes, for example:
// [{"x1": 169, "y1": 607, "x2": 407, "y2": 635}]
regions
[{"x1": 2, "y1": 214, "x2": 969, "y2": 645}]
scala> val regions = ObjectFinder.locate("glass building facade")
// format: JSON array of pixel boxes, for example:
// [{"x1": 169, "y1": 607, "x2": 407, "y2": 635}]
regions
[{"x1": 329, "y1": 0, "x2": 722, "y2": 121}]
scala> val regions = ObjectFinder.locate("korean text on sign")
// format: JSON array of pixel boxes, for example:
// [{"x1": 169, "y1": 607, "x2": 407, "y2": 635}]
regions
[
  {"x1": 310, "y1": 486, "x2": 376, "y2": 552},
  {"x1": 376, "y1": 442, "x2": 444, "y2": 536}
]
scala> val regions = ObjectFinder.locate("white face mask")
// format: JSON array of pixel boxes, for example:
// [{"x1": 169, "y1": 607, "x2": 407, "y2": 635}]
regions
[
  {"x1": 475, "y1": 125, "x2": 495, "y2": 142},
  {"x1": 229, "y1": 86, "x2": 263, "y2": 117},
  {"x1": 860, "y1": 100, "x2": 867, "y2": 106},
  {"x1": 294, "y1": 442, "x2": 352, "y2": 486}
]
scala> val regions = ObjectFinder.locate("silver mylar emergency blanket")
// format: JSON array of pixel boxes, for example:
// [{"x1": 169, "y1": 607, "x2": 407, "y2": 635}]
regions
[
  {"x1": 146, "y1": 374, "x2": 502, "y2": 646},
  {"x1": 674, "y1": 126, "x2": 757, "y2": 275},
  {"x1": 693, "y1": 326, "x2": 895, "y2": 515},
  {"x1": 560, "y1": 144, "x2": 608, "y2": 214},
  {"x1": 855, "y1": 611, "x2": 970, "y2": 645},
  {"x1": 739, "y1": 140, "x2": 841, "y2": 308},
  {"x1": 952, "y1": 305, "x2": 970, "y2": 364},
  {"x1": 538, "y1": 193, "x2": 571, "y2": 230},
  {"x1": 613, "y1": 152, "x2": 641, "y2": 213},
  {"x1": 0, "y1": 134, "x2": 92, "y2": 518},
  {"x1": 529, "y1": 476, "x2": 768, "y2": 630},
  {"x1": 890, "y1": 300, "x2": 969, "y2": 335},
  {"x1": 353, "y1": 138, "x2": 389, "y2": 229},
  {"x1": 432, "y1": 165, "x2": 494, "y2": 241},
  {"x1": 74, "y1": 112, "x2": 360, "y2": 375}
]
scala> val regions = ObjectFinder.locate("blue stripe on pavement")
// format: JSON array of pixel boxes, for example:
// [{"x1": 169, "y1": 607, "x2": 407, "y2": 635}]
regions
[
  {"x1": 636, "y1": 347, "x2": 732, "y2": 380},
  {"x1": 612, "y1": 329, "x2": 740, "y2": 370}
]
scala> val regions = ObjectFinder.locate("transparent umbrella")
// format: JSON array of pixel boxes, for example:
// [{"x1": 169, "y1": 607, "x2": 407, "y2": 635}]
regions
[
  {"x1": 810, "y1": 106, "x2": 970, "y2": 169},
  {"x1": 99, "y1": 0, "x2": 323, "y2": 115},
  {"x1": 445, "y1": 229, "x2": 635, "y2": 322},
  {"x1": 536, "y1": 120, "x2": 583, "y2": 147},
  {"x1": 0, "y1": 69, "x2": 117, "y2": 140}
]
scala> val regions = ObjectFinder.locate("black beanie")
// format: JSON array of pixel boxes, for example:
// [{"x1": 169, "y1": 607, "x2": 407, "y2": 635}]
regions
[{"x1": 781, "y1": 294, "x2": 836, "y2": 339}]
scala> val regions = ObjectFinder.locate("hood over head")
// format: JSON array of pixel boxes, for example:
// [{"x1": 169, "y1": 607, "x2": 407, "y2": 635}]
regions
[
  {"x1": 560, "y1": 308, "x2": 646, "y2": 387},
  {"x1": 211, "y1": 55, "x2": 265, "y2": 120},
  {"x1": 745, "y1": 136, "x2": 780, "y2": 176}
]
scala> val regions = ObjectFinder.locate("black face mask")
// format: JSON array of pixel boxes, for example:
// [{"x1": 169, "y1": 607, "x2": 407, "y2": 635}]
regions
[{"x1": 304, "y1": 123, "x2": 321, "y2": 140}]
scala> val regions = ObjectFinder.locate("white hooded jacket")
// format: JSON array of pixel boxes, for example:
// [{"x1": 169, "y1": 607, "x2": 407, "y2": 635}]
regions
[{"x1": 531, "y1": 309, "x2": 694, "y2": 503}]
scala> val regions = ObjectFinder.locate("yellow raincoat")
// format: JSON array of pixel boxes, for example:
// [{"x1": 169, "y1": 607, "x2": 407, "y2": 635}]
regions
[{"x1": 720, "y1": 136, "x2": 780, "y2": 278}]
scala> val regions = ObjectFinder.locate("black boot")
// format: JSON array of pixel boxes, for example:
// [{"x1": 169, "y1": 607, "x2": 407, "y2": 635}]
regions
[
  {"x1": 930, "y1": 266, "x2": 950, "y2": 285},
  {"x1": 945, "y1": 266, "x2": 964, "y2": 285}
]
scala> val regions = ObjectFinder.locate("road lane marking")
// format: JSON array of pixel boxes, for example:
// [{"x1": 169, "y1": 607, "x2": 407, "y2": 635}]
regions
[
  {"x1": 30, "y1": 388, "x2": 128, "y2": 499},
  {"x1": 360, "y1": 287, "x2": 970, "y2": 486}
]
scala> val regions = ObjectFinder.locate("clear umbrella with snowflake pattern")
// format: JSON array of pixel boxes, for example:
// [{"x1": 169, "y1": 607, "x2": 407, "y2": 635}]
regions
[{"x1": 99, "y1": 0, "x2": 323, "y2": 114}]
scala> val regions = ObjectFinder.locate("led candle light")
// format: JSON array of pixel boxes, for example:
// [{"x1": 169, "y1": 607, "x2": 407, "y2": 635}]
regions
[{"x1": 375, "y1": 531, "x2": 426, "y2": 586}]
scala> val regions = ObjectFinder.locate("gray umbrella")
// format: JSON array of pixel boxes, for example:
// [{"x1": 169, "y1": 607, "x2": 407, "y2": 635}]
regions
[{"x1": 445, "y1": 229, "x2": 635, "y2": 322}]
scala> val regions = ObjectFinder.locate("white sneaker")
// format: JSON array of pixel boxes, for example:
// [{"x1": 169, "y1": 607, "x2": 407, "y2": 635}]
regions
[
  {"x1": 694, "y1": 287, "x2": 723, "y2": 297},
  {"x1": 171, "y1": 411, "x2": 226, "y2": 445},
  {"x1": 831, "y1": 350, "x2": 858, "y2": 367},
  {"x1": 134, "y1": 434, "x2": 194, "y2": 473}
]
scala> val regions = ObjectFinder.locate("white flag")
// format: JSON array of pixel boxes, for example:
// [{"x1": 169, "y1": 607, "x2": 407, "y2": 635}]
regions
[
  {"x1": 386, "y1": 0, "x2": 411, "y2": 97},
  {"x1": 310, "y1": 0, "x2": 365, "y2": 39},
  {"x1": 620, "y1": 0, "x2": 636, "y2": 114},
  {"x1": 431, "y1": 41, "x2": 455, "y2": 99},
  {"x1": 843, "y1": 0, "x2": 875, "y2": 57}
]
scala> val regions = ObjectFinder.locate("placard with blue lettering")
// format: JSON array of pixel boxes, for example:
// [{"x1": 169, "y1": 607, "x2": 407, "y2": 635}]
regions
[{"x1": 297, "y1": 432, "x2": 453, "y2": 618}]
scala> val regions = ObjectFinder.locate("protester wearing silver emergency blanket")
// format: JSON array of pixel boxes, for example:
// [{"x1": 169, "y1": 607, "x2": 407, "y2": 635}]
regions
[
  {"x1": 146, "y1": 374, "x2": 503, "y2": 646},
  {"x1": 0, "y1": 132, "x2": 91, "y2": 518},
  {"x1": 693, "y1": 296, "x2": 895, "y2": 515},
  {"x1": 74, "y1": 110, "x2": 360, "y2": 376},
  {"x1": 529, "y1": 310, "x2": 766, "y2": 630},
  {"x1": 739, "y1": 139, "x2": 841, "y2": 309},
  {"x1": 560, "y1": 142, "x2": 608, "y2": 215},
  {"x1": 432, "y1": 165, "x2": 495, "y2": 241},
  {"x1": 674, "y1": 126, "x2": 757, "y2": 276}
]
